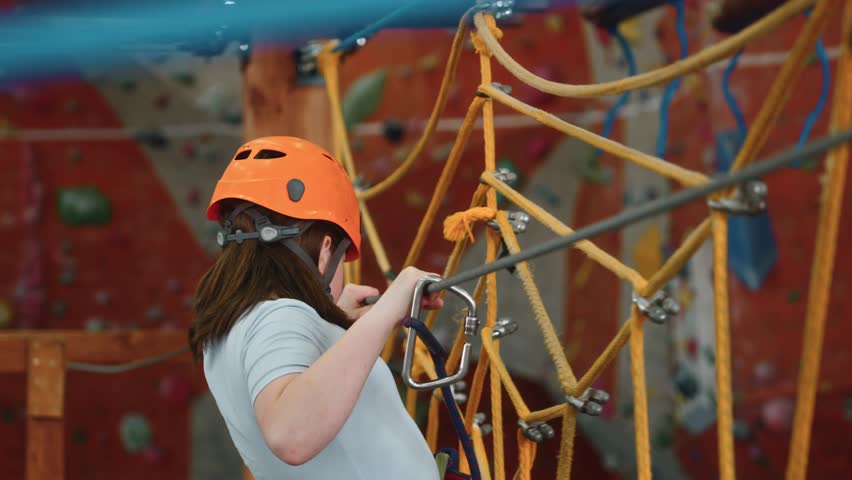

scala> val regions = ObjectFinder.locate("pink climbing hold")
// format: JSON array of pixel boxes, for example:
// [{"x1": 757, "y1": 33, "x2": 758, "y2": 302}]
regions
[
  {"x1": 752, "y1": 360, "x2": 776, "y2": 385},
  {"x1": 595, "y1": 27, "x2": 612, "y2": 47},
  {"x1": 183, "y1": 141, "x2": 196, "y2": 160},
  {"x1": 187, "y1": 188, "x2": 201, "y2": 206},
  {"x1": 142, "y1": 444, "x2": 165, "y2": 464},
  {"x1": 153, "y1": 94, "x2": 170, "y2": 110},
  {"x1": 518, "y1": 65, "x2": 558, "y2": 108},
  {"x1": 686, "y1": 338, "x2": 698, "y2": 359},
  {"x1": 526, "y1": 135, "x2": 555, "y2": 160},
  {"x1": 159, "y1": 374, "x2": 192, "y2": 404},
  {"x1": 762, "y1": 397, "x2": 794, "y2": 432}
]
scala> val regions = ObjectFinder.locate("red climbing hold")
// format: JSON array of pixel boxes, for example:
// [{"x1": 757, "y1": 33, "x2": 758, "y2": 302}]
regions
[
  {"x1": 153, "y1": 94, "x2": 170, "y2": 110},
  {"x1": 159, "y1": 374, "x2": 192, "y2": 404},
  {"x1": 518, "y1": 65, "x2": 558, "y2": 108}
]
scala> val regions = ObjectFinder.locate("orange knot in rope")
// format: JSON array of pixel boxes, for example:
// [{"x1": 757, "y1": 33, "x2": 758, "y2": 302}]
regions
[
  {"x1": 443, "y1": 207, "x2": 497, "y2": 242},
  {"x1": 470, "y1": 15, "x2": 503, "y2": 56}
]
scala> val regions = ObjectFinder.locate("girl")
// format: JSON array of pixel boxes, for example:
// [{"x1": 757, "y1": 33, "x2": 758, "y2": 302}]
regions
[{"x1": 189, "y1": 136, "x2": 444, "y2": 479}]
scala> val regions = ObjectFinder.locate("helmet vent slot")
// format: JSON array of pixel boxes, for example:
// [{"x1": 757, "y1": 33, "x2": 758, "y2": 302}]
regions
[
  {"x1": 254, "y1": 149, "x2": 287, "y2": 159},
  {"x1": 322, "y1": 153, "x2": 335, "y2": 162},
  {"x1": 234, "y1": 150, "x2": 252, "y2": 160}
]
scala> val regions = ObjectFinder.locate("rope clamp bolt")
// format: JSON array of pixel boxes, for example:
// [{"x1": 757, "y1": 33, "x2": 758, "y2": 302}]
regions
[
  {"x1": 565, "y1": 388, "x2": 610, "y2": 416},
  {"x1": 631, "y1": 290, "x2": 680, "y2": 325},
  {"x1": 487, "y1": 211, "x2": 530, "y2": 234},
  {"x1": 476, "y1": 82, "x2": 513, "y2": 98},
  {"x1": 491, "y1": 317, "x2": 518, "y2": 338},
  {"x1": 518, "y1": 420, "x2": 556, "y2": 443},
  {"x1": 474, "y1": 412, "x2": 493, "y2": 437},
  {"x1": 293, "y1": 42, "x2": 326, "y2": 87},
  {"x1": 490, "y1": 167, "x2": 518, "y2": 185},
  {"x1": 707, "y1": 180, "x2": 768, "y2": 215},
  {"x1": 434, "y1": 380, "x2": 468, "y2": 404},
  {"x1": 402, "y1": 275, "x2": 479, "y2": 391}
]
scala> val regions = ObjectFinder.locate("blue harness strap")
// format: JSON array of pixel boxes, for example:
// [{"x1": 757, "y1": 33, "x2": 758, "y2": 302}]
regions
[{"x1": 402, "y1": 316, "x2": 478, "y2": 480}]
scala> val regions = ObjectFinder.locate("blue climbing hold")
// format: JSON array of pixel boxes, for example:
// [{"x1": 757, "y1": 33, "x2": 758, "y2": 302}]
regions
[{"x1": 715, "y1": 129, "x2": 777, "y2": 290}]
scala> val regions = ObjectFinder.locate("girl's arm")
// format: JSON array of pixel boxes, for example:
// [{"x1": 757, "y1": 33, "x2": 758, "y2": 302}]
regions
[{"x1": 253, "y1": 267, "x2": 440, "y2": 465}]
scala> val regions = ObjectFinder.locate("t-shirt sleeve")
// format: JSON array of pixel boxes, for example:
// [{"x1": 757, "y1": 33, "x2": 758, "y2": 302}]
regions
[{"x1": 242, "y1": 303, "x2": 326, "y2": 404}]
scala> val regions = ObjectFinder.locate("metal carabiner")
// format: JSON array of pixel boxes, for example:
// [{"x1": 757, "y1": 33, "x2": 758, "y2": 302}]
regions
[{"x1": 402, "y1": 274, "x2": 479, "y2": 391}]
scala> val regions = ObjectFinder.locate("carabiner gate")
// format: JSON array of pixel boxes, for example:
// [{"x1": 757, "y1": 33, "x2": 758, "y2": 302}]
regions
[{"x1": 402, "y1": 274, "x2": 479, "y2": 391}]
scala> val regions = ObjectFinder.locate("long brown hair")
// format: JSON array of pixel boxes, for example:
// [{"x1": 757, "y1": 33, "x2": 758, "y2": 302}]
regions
[{"x1": 188, "y1": 200, "x2": 350, "y2": 359}]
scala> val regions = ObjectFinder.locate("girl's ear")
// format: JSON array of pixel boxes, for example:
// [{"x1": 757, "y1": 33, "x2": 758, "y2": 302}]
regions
[{"x1": 317, "y1": 235, "x2": 334, "y2": 275}]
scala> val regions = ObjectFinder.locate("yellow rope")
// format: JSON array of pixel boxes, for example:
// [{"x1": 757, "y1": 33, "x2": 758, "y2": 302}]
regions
[
  {"x1": 574, "y1": 218, "x2": 712, "y2": 395},
  {"x1": 514, "y1": 431, "x2": 537, "y2": 480},
  {"x1": 359, "y1": 200, "x2": 393, "y2": 278},
  {"x1": 357, "y1": 14, "x2": 470, "y2": 200},
  {"x1": 490, "y1": 357, "x2": 506, "y2": 480},
  {"x1": 472, "y1": 426, "x2": 493, "y2": 480},
  {"x1": 498, "y1": 212, "x2": 578, "y2": 391},
  {"x1": 629, "y1": 307, "x2": 651, "y2": 480},
  {"x1": 711, "y1": 211, "x2": 736, "y2": 480},
  {"x1": 481, "y1": 173, "x2": 648, "y2": 289},
  {"x1": 404, "y1": 97, "x2": 486, "y2": 268},
  {"x1": 317, "y1": 45, "x2": 357, "y2": 177},
  {"x1": 556, "y1": 406, "x2": 576, "y2": 480},
  {"x1": 786, "y1": 6, "x2": 852, "y2": 477},
  {"x1": 472, "y1": 0, "x2": 813, "y2": 98},
  {"x1": 481, "y1": 328, "x2": 531, "y2": 418},
  {"x1": 479, "y1": 84, "x2": 709, "y2": 187}
]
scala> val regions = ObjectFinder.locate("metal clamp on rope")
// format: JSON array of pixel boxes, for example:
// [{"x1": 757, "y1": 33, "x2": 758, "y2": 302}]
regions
[
  {"x1": 489, "y1": 167, "x2": 518, "y2": 185},
  {"x1": 474, "y1": 412, "x2": 493, "y2": 436},
  {"x1": 402, "y1": 275, "x2": 479, "y2": 391},
  {"x1": 476, "y1": 82, "x2": 513, "y2": 98},
  {"x1": 488, "y1": 211, "x2": 530, "y2": 234},
  {"x1": 565, "y1": 388, "x2": 610, "y2": 416},
  {"x1": 491, "y1": 317, "x2": 518, "y2": 338},
  {"x1": 707, "y1": 180, "x2": 768, "y2": 215},
  {"x1": 632, "y1": 290, "x2": 680, "y2": 324},
  {"x1": 434, "y1": 380, "x2": 468, "y2": 404},
  {"x1": 293, "y1": 42, "x2": 326, "y2": 87},
  {"x1": 518, "y1": 420, "x2": 556, "y2": 442}
]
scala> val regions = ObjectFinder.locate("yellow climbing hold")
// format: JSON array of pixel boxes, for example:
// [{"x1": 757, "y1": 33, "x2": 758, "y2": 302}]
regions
[
  {"x1": 617, "y1": 18, "x2": 642, "y2": 45},
  {"x1": 633, "y1": 224, "x2": 663, "y2": 278},
  {"x1": 0, "y1": 300, "x2": 13, "y2": 329},
  {"x1": 544, "y1": 14, "x2": 565, "y2": 33}
]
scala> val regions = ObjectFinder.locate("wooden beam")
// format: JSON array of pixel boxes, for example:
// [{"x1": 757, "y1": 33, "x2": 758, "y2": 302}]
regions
[
  {"x1": 26, "y1": 338, "x2": 65, "y2": 480},
  {"x1": 242, "y1": 44, "x2": 333, "y2": 146},
  {"x1": 0, "y1": 331, "x2": 190, "y2": 374}
]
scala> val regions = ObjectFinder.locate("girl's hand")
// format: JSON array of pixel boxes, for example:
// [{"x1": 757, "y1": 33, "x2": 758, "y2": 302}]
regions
[
  {"x1": 370, "y1": 267, "x2": 444, "y2": 328},
  {"x1": 336, "y1": 284, "x2": 381, "y2": 321}
]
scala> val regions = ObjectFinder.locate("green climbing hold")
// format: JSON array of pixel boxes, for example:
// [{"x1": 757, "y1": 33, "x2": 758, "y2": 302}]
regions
[
  {"x1": 1, "y1": 407, "x2": 15, "y2": 423},
  {"x1": 653, "y1": 430, "x2": 674, "y2": 449},
  {"x1": 0, "y1": 300, "x2": 11, "y2": 329},
  {"x1": 120, "y1": 413, "x2": 152, "y2": 453},
  {"x1": 703, "y1": 346, "x2": 715, "y2": 365},
  {"x1": 787, "y1": 289, "x2": 801, "y2": 303},
  {"x1": 495, "y1": 157, "x2": 522, "y2": 204},
  {"x1": 172, "y1": 71, "x2": 196, "y2": 87},
  {"x1": 342, "y1": 69, "x2": 387, "y2": 130},
  {"x1": 844, "y1": 397, "x2": 852, "y2": 420},
  {"x1": 675, "y1": 368, "x2": 699, "y2": 399},
  {"x1": 577, "y1": 150, "x2": 612, "y2": 184},
  {"x1": 68, "y1": 147, "x2": 82, "y2": 162},
  {"x1": 621, "y1": 403, "x2": 634, "y2": 419},
  {"x1": 85, "y1": 317, "x2": 107, "y2": 332},
  {"x1": 51, "y1": 301, "x2": 66, "y2": 317},
  {"x1": 119, "y1": 79, "x2": 137, "y2": 93},
  {"x1": 57, "y1": 187, "x2": 112, "y2": 226},
  {"x1": 72, "y1": 429, "x2": 88, "y2": 445}
]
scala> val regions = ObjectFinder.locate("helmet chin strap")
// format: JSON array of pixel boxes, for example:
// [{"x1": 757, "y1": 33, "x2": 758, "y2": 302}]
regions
[{"x1": 218, "y1": 203, "x2": 349, "y2": 296}]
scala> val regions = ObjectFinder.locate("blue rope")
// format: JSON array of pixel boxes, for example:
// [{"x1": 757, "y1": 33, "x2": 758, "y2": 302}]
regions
[
  {"x1": 656, "y1": 0, "x2": 688, "y2": 158},
  {"x1": 722, "y1": 49, "x2": 747, "y2": 143},
  {"x1": 402, "y1": 317, "x2": 479, "y2": 480},
  {"x1": 793, "y1": 37, "x2": 830, "y2": 166},
  {"x1": 596, "y1": 26, "x2": 637, "y2": 157}
]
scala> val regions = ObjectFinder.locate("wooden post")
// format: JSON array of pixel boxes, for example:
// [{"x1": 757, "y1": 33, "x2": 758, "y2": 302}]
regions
[
  {"x1": 26, "y1": 338, "x2": 66, "y2": 480},
  {"x1": 242, "y1": 44, "x2": 333, "y2": 146}
]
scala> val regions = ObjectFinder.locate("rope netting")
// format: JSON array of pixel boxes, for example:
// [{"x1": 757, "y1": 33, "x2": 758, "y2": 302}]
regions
[{"x1": 317, "y1": 0, "x2": 851, "y2": 478}]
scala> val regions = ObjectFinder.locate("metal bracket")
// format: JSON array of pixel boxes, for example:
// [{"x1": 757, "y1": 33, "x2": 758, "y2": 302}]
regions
[
  {"x1": 474, "y1": 412, "x2": 493, "y2": 436},
  {"x1": 476, "y1": 82, "x2": 513, "y2": 98},
  {"x1": 491, "y1": 317, "x2": 518, "y2": 338},
  {"x1": 487, "y1": 211, "x2": 530, "y2": 234},
  {"x1": 632, "y1": 290, "x2": 680, "y2": 324},
  {"x1": 518, "y1": 420, "x2": 556, "y2": 443},
  {"x1": 293, "y1": 42, "x2": 326, "y2": 87},
  {"x1": 707, "y1": 180, "x2": 768, "y2": 215},
  {"x1": 565, "y1": 388, "x2": 610, "y2": 416},
  {"x1": 491, "y1": 167, "x2": 519, "y2": 185}
]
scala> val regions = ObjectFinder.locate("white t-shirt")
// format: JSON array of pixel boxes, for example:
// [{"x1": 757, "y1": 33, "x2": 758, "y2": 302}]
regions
[{"x1": 203, "y1": 298, "x2": 439, "y2": 480}]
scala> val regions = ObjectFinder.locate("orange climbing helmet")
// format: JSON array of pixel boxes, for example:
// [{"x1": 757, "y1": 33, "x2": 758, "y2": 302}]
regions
[{"x1": 207, "y1": 136, "x2": 361, "y2": 261}]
